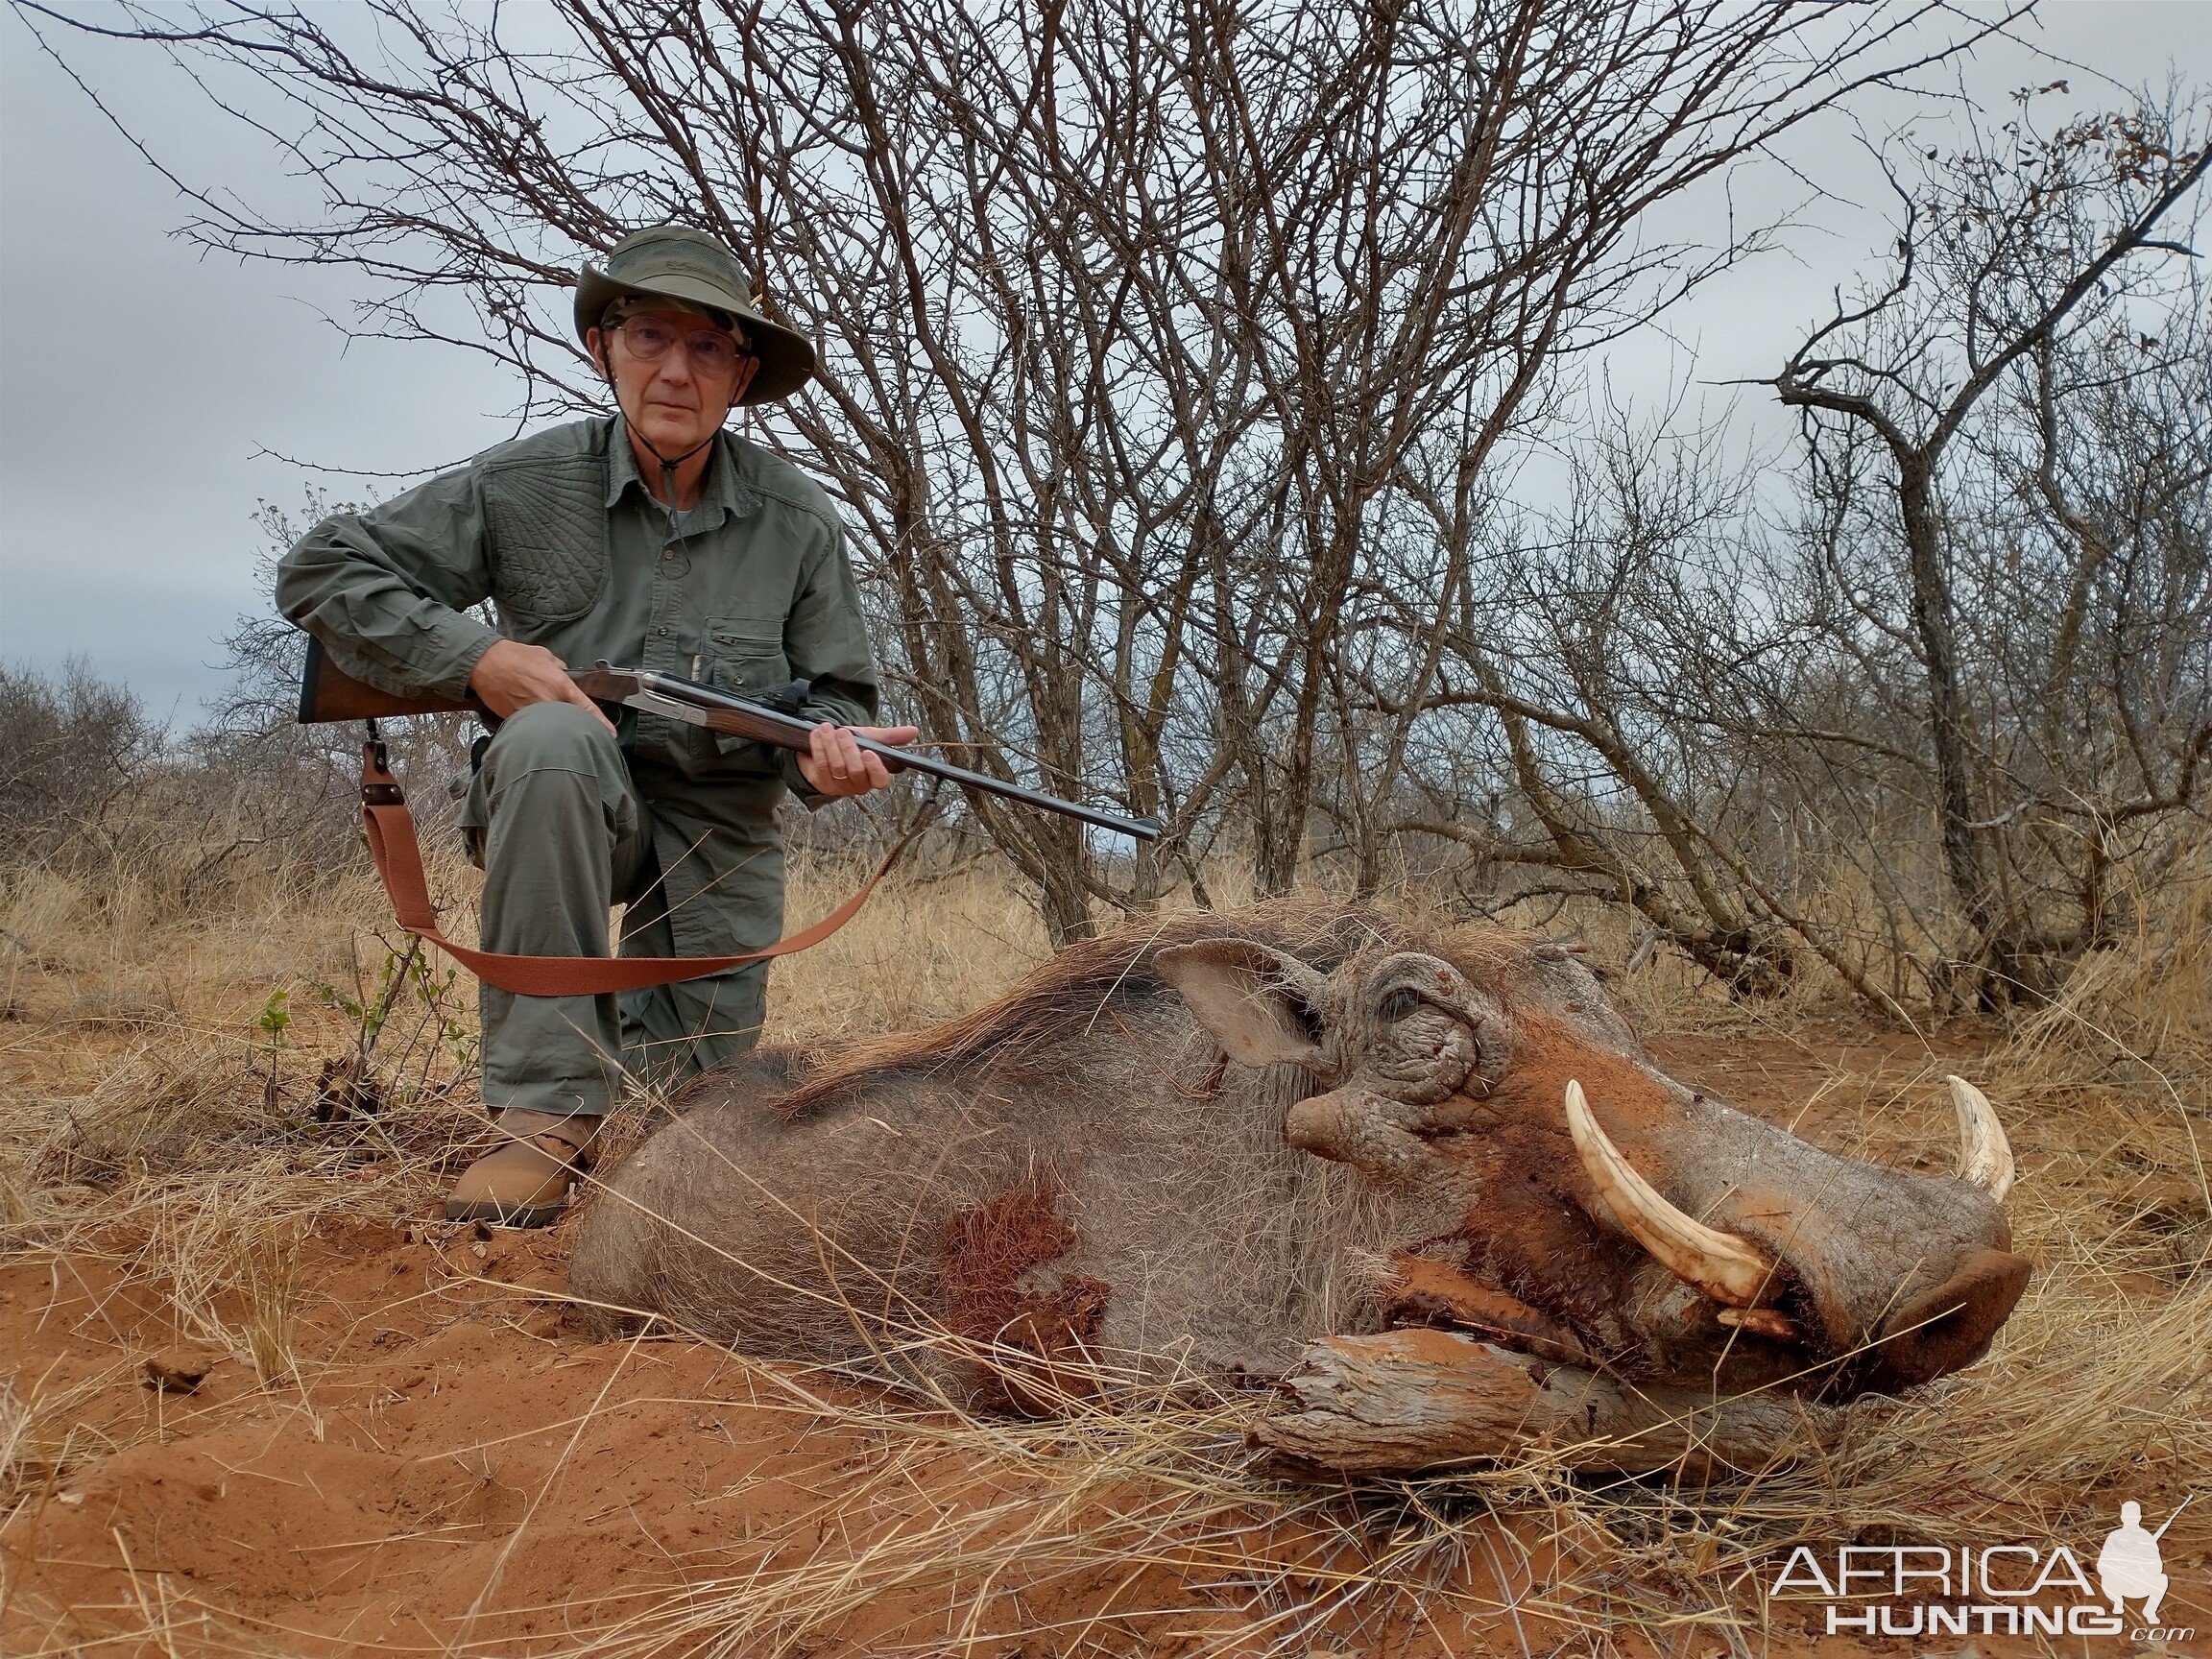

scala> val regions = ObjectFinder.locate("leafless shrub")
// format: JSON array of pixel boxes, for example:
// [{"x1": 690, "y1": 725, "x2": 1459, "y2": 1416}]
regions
[
  {"x1": 0, "y1": 658, "x2": 163, "y2": 869},
  {"x1": 20, "y1": 0, "x2": 2033, "y2": 946},
  {"x1": 22, "y1": 3, "x2": 2208, "y2": 1024},
  {"x1": 1774, "y1": 94, "x2": 2212, "y2": 1003}
]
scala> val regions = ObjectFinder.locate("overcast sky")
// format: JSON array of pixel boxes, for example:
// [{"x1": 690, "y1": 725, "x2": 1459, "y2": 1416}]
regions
[{"x1": 3, "y1": 3, "x2": 2209, "y2": 727}]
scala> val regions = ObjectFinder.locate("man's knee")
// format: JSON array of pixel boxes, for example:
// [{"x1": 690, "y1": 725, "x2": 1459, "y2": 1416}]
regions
[
  {"x1": 485, "y1": 699, "x2": 619, "y2": 774},
  {"x1": 468, "y1": 700, "x2": 633, "y2": 864}
]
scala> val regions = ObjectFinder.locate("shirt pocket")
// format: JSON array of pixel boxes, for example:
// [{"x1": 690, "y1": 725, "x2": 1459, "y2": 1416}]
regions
[
  {"x1": 704, "y1": 616, "x2": 795, "y2": 768},
  {"x1": 705, "y1": 616, "x2": 792, "y2": 689}
]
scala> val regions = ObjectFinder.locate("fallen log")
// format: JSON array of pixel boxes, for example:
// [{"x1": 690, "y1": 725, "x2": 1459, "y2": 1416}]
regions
[{"x1": 1249, "y1": 1328, "x2": 1827, "y2": 1480}]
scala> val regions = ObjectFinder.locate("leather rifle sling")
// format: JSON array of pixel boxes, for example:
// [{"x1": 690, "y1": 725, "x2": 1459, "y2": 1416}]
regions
[{"x1": 358, "y1": 739, "x2": 918, "y2": 997}]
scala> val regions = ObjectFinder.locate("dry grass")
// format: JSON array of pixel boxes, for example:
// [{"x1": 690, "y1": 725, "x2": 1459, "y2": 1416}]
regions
[{"x1": 3, "y1": 820, "x2": 2208, "y2": 1656}]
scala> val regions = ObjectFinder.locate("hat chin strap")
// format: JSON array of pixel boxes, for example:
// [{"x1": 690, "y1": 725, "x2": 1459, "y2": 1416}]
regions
[
  {"x1": 634, "y1": 421, "x2": 716, "y2": 513},
  {"x1": 603, "y1": 349, "x2": 728, "y2": 510}
]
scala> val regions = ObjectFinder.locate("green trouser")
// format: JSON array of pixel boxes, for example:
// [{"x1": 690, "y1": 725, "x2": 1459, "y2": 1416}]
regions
[{"x1": 458, "y1": 701, "x2": 776, "y2": 1118}]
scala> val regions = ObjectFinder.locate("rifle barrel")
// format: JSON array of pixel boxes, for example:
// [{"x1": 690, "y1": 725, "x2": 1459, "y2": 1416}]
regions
[
  {"x1": 299, "y1": 644, "x2": 1161, "y2": 842},
  {"x1": 637, "y1": 672, "x2": 1162, "y2": 842},
  {"x1": 2151, "y1": 1493, "x2": 2192, "y2": 1542}
]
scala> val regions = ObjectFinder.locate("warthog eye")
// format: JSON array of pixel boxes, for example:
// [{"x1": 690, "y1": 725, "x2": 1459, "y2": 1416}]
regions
[{"x1": 1378, "y1": 987, "x2": 1424, "y2": 1023}]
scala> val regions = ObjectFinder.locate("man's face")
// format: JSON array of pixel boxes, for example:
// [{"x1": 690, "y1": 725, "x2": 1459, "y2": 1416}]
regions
[{"x1": 589, "y1": 305, "x2": 759, "y2": 457}]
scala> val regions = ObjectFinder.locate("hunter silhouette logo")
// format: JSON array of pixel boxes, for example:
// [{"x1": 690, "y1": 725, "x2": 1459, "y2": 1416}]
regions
[
  {"x1": 1768, "y1": 1496, "x2": 2198, "y2": 1641},
  {"x1": 2099, "y1": 1498, "x2": 2186, "y2": 1627}
]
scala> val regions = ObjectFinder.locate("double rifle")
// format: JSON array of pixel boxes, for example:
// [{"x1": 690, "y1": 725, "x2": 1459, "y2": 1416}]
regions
[
  {"x1": 299, "y1": 638, "x2": 1158, "y2": 995},
  {"x1": 300, "y1": 637, "x2": 1160, "y2": 842}
]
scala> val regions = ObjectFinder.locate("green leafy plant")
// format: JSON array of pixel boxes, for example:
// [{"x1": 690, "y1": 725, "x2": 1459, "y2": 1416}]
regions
[
  {"x1": 253, "y1": 987, "x2": 292, "y2": 1054},
  {"x1": 252, "y1": 988, "x2": 291, "y2": 1111},
  {"x1": 309, "y1": 935, "x2": 477, "y2": 1127}
]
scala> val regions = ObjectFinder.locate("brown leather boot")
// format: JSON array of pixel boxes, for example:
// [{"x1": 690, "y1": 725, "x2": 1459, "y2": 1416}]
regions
[{"x1": 445, "y1": 1110, "x2": 604, "y2": 1228}]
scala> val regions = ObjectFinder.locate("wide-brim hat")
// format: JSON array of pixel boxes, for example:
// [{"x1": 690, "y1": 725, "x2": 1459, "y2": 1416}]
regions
[{"x1": 574, "y1": 225, "x2": 816, "y2": 405}]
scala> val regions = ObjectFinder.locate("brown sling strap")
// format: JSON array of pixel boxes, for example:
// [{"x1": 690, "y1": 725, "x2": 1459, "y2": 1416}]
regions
[{"x1": 358, "y1": 738, "x2": 917, "y2": 997}]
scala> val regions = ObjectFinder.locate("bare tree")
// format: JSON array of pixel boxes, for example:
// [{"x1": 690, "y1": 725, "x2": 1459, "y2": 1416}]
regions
[
  {"x1": 1315, "y1": 144, "x2": 2211, "y2": 1014},
  {"x1": 1357, "y1": 412, "x2": 1908, "y2": 1001},
  {"x1": 1950, "y1": 281, "x2": 2212, "y2": 983},
  {"x1": 0, "y1": 658, "x2": 163, "y2": 870},
  {"x1": 1770, "y1": 92, "x2": 2210, "y2": 998},
  {"x1": 20, "y1": 0, "x2": 2022, "y2": 944}
]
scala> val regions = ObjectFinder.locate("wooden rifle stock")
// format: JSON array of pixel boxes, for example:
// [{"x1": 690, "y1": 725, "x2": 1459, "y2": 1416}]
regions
[{"x1": 298, "y1": 637, "x2": 485, "y2": 722}]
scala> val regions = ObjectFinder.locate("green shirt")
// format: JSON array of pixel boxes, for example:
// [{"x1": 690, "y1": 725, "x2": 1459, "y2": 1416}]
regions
[
  {"x1": 278, "y1": 414, "x2": 878, "y2": 780},
  {"x1": 277, "y1": 414, "x2": 880, "y2": 959}
]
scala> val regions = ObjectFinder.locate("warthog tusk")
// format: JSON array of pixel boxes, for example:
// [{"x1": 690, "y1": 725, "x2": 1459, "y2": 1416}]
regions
[
  {"x1": 1946, "y1": 1074, "x2": 2015, "y2": 1203},
  {"x1": 1564, "y1": 1079, "x2": 1779, "y2": 1310},
  {"x1": 1717, "y1": 1307, "x2": 1802, "y2": 1341}
]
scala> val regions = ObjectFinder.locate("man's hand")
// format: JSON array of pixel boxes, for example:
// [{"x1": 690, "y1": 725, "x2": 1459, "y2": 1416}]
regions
[
  {"x1": 469, "y1": 639, "x2": 616, "y2": 734},
  {"x1": 797, "y1": 722, "x2": 920, "y2": 797}
]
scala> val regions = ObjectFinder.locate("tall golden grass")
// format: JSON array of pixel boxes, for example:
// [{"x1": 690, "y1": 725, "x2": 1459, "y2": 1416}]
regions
[{"x1": 3, "y1": 805, "x2": 2206, "y2": 1655}]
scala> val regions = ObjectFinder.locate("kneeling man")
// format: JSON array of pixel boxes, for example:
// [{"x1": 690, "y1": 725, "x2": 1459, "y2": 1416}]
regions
[{"x1": 279, "y1": 224, "x2": 913, "y2": 1225}]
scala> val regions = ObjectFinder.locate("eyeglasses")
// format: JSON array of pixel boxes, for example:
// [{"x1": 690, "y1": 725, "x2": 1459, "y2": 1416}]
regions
[{"x1": 609, "y1": 315, "x2": 752, "y2": 376}]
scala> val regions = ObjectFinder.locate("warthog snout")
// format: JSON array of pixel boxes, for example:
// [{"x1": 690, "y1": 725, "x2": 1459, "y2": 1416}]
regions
[{"x1": 1865, "y1": 1246, "x2": 2033, "y2": 1389}]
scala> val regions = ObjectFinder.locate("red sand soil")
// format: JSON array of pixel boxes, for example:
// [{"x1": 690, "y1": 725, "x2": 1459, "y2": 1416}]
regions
[{"x1": 3, "y1": 1021, "x2": 2193, "y2": 1657}]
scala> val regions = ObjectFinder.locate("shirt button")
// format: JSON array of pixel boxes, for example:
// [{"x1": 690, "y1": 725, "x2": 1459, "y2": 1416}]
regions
[{"x1": 653, "y1": 626, "x2": 671, "y2": 638}]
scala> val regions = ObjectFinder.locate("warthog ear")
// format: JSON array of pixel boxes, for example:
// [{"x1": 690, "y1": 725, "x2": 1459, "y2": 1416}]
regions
[{"x1": 1153, "y1": 940, "x2": 1329, "y2": 1070}]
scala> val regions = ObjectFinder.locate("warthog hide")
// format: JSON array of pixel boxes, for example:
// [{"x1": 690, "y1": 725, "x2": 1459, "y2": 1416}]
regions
[{"x1": 571, "y1": 903, "x2": 2026, "y2": 1472}]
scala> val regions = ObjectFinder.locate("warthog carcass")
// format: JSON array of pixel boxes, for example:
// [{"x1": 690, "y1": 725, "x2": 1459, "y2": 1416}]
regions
[{"x1": 572, "y1": 904, "x2": 2027, "y2": 1476}]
